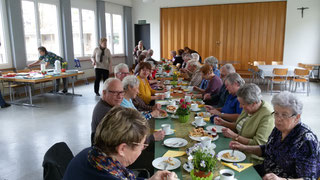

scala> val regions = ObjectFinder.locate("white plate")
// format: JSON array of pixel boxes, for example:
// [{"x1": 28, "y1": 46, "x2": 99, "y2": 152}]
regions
[
  {"x1": 164, "y1": 138, "x2": 188, "y2": 148},
  {"x1": 214, "y1": 176, "x2": 237, "y2": 180},
  {"x1": 154, "y1": 114, "x2": 169, "y2": 119},
  {"x1": 191, "y1": 107, "x2": 202, "y2": 112},
  {"x1": 166, "y1": 105, "x2": 178, "y2": 114},
  {"x1": 206, "y1": 125, "x2": 224, "y2": 133},
  {"x1": 157, "y1": 100, "x2": 169, "y2": 106},
  {"x1": 217, "y1": 150, "x2": 246, "y2": 163},
  {"x1": 183, "y1": 163, "x2": 193, "y2": 172},
  {"x1": 197, "y1": 112, "x2": 211, "y2": 118},
  {"x1": 189, "y1": 133, "x2": 219, "y2": 142},
  {"x1": 191, "y1": 121, "x2": 207, "y2": 127},
  {"x1": 165, "y1": 129, "x2": 175, "y2": 136},
  {"x1": 152, "y1": 157, "x2": 181, "y2": 170},
  {"x1": 171, "y1": 114, "x2": 179, "y2": 119},
  {"x1": 155, "y1": 93, "x2": 164, "y2": 96}
]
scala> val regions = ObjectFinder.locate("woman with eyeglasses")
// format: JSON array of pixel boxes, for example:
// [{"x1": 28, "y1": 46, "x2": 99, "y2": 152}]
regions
[
  {"x1": 229, "y1": 92, "x2": 320, "y2": 180},
  {"x1": 214, "y1": 83, "x2": 274, "y2": 165},
  {"x1": 64, "y1": 106, "x2": 178, "y2": 180},
  {"x1": 137, "y1": 62, "x2": 164, "y2": 105}
]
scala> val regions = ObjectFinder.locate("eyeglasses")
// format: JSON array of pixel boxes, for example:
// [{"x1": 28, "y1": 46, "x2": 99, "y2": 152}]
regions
[
  {"x1": 108, "y1": 90, "x2": 125, "y2": 96},
  {"x1": 117, "y1": 72, "x2": 130, "y2": 75},
  {"x1": 132, "y1": 142, "x2": 149, "y2": 150},
  {"x1": 271, "y1": 111, "x2": 296, "y2": 119}
]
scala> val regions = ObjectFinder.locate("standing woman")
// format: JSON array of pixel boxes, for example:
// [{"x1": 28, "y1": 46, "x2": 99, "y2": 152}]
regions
[
  {"x1": 91, "y1": 38, "x2": 112, "y2": 96},
  {"x1": 133, "y1": 40, "x2": 145, "y2": 65}
]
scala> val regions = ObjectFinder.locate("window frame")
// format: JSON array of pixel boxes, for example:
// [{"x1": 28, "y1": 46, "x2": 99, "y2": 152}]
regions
[
  {"x1": 0, "y1": 0, "x2": 12, "y2": 68},
  {"x1": 22, "y1": 0, "x2": 63, "y2": 63}
]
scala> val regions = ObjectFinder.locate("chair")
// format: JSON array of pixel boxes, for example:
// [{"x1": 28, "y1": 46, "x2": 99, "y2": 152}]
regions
[
  {"x1": 272, "y1": 61, "x2": 283, "y2": 65},
  {"x1": 1, "y1": 70, "x2": 28, "y2": 101},
  {"x1": 42, "y1": 142, "x2": 74, "y2": 180},
  {"x1": 74, "y1": 59, "x2": 88, "y2": 85},
  {"x1": 253, "y1": 61, "x2": 266, "y2": 66},
  {"x1": 249, "y1": 61, "x2": 265, "y2": 84},
  {"x1": 291, "y1": 68, "x2": 311, "y2": 96},
  {"x1": 269, "y1": 68, "x2": 288, "y2": 94}
]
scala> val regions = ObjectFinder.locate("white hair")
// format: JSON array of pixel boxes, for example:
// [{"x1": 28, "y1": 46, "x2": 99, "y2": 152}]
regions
[
  {"x1": 147, "y1": 49, "x2": 153, "y2": 57},
  {"x1": 221, "y1": 63, "x2": 236, "y2": 74},
  {"x1": 122, "y1": 75, "x2": 140, "y2": 91},
  {"x1": 103, "y1": 78, "x2": 120, "y2": 91},
  {"x1": 271, "y1": 91, "x2": 303, "y2": 115},
  {"x1": 225, "y1": 73, "x2": 245, "y2": 87},
  {"x1": 204, "y1": 56, "x2": 219, "y2": 69},
  {"x1": 114, "y1": 63, "x2": 129, "y2": 74},
  {"x1": 237, "y1": 83, "x2": 262, "y2": 104},
  {"x1": 186, "y1": 59, "x2": 200, "y2": 69},
  {"x1": 191, "y1": 53, "x2": 200, "y2": 61}
]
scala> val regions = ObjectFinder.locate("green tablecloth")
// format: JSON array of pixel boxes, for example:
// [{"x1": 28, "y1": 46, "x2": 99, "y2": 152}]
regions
[{"x1": 153, "y1": 106, "x2": 262, "y2": 180}]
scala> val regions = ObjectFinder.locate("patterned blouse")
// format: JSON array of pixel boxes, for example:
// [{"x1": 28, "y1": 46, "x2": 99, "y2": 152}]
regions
[
  {"x1": 260, "y1": 123, "x2": 320, "y2": 179},
  {"x1": 39, "y1": 52, "x2": 63, "y2": 66}
]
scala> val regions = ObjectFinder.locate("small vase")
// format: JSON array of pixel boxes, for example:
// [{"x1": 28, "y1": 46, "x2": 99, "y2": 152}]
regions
[
  {"x1": 178, "y1": 114, "x2": 189, "y2": 123},
  {"x1": 190, "y1": 169, "x2": 213, "y2": 180},
  {"x1": 165, "y1": 70, "x2": 170, "y2": 73}
]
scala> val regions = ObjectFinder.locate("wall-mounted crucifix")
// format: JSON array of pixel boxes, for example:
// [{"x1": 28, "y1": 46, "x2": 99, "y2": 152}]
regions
[{"x1": 297, "y1": 7, "x2": 309, "y2": 18}]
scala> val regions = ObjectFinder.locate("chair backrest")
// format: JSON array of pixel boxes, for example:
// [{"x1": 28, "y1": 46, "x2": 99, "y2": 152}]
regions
[
  {"x1": 273, "y1": 68, "x2": 288, "y2": 76},
  {"x1": 294, "y1": 68, "x2": 310, "y2": 76},
  {"x1": 42, "y1": 142, "x2": 74, "y2": 180},
  {"x1": 74, "y1": 59, "x2": 81, "y2": 68},
  {"x1": 272, "y1": 61, "x2": 283, "y2": 65},
  {"x1": 253, "y1": 61, "x2": 266, "y2": 66}
]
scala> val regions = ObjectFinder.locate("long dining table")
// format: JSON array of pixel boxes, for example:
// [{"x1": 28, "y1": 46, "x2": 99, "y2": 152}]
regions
[{"x1": 153, "y1": 92, "x2": 262, "y2": 180}]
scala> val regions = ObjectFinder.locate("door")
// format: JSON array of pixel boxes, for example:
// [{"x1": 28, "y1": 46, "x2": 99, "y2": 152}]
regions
[{"x1": 134, "y1": 24, "x2": 150, "y2": 49}]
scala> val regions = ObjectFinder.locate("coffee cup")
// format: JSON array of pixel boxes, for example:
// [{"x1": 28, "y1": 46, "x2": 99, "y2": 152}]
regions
[
  {"x1": 219, "y1": 169, "x2": 235, "y2": 180},
  {"x1": 178, "y1": 78, "x2": 183, "y2": 83},
  {"x1": 195, "y1": 116, "x2": 204, "y2": 126},
  {"x1": 185, "y1": 96, "x2": 191, "y2": 102},
  {"x1": 191, "y1": 103, "x2": 198, "y2": 110},
  {"x1": 188, "y1": 86, "x2": 193, "y2": 91},
  {"x1": 166, "y1": 85, "x2": 172, "y2": 91},
  {"x1": 161, "y1": 124, "x2": 171, "y2": 134},
  {"x1": 165, "y1": 91, "x2": 171, "y2": 98},
  {"x1": 200, "y1": 137, "x2": 212, "y2": 147},
  {"x1": 169, "y1": 100, "x2": 176, "y2": 106}
]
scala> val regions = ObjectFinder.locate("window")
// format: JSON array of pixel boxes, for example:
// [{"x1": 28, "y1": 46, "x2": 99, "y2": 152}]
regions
[
  {"x1": 105, "y1": 13, "x2": 124, "y2": 55},
  {"x1": 22, "y1": 0, "x2": 61, "y2": 62},
  {"x1": 71, "y1": 8, "x2": 96, "y2": 57},
  {"x1": 0, "y1": 0, "x2": 11, "y2": 67}
]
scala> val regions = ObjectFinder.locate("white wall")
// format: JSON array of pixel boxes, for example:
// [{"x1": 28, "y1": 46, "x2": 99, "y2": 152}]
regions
[
  {"x1": 132, "y1": 0, "x2": 320, "y2": 66},
  {"x1": 283, "y1": 0, "x2": 320, "y2": 66}
]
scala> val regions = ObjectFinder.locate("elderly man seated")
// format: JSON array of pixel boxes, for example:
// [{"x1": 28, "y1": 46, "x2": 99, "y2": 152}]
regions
[
  {"x1": 114, "y1": 63, "x2": 131, "y2": 81},
  {"x1": 145, "y1": 49, "x2": 158, "y2": 65},
  {"x1": 181, "y1": 59, "x2": 202, "y2": 87}
]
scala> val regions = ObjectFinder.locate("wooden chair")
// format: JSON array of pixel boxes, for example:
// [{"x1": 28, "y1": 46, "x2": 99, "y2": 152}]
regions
[
  {"x1": 291, "y1": 68, "x2": 311, "y2": 96},
  {"x1": 272, "y1": 61, "x2": 283, "y2": 65},
  {"x1": 269, "y1": 68, "x2": 288, "y2": 94},
  {"x1": 249, "y1": 61, "x2": 266, "y2": 84},
  {"x1": 253, "y1": 61, "x2": 266, "y2": 66}
]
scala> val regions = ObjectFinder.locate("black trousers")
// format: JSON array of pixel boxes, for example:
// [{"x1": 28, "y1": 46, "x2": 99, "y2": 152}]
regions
[
  {"x1": 94, "y1": 68, "x2": 109, "y2": 94},
  {"x1": 55, "y1": 78, "x2": 67, "y2": 92}
]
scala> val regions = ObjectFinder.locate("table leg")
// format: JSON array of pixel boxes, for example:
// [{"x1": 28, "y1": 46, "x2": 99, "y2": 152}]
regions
[
  {"x1": 28, "y1": 84, "x2": 33, "y2": 105},
  {"x1": 9, "y1": 81, "x2": 13, "y2": 102},
  {"x1": 72, "y1": 76, "x2": 75, "y2": 95}
]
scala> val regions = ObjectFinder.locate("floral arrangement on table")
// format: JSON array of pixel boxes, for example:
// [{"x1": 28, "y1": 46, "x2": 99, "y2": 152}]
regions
[
  {"x1": 187, "y1": 143, "x2": 218, "y2": 179},
  {"x1": 175, "y1": 98, "x2": 190, "y2": 123},
  {"x1": 173, "y1": 71, "x2": 178, "y2": 81},
  {"x1": 161, "y1": 58, "x2": 166, "y2": 63},
  {"x1": 163, "y1": 64, "x2": 172, "y2": 73},
  {"x1": 61, "y1": 62, "x2": 68, "y2": 72}
]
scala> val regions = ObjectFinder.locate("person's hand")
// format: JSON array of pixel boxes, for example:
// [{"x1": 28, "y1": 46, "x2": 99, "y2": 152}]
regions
[
  {"x1": 221, "y1": 128, "x2": 237, "y2": 139},
  {"x1": 229, "y1": 141, "x2": 246, "y2": 151},
  {"x1": 214, "y1": 117, "x2": 226, "y2": 126},
  {"x1": 153, "y1": 103, "x2": 162, "y2": 110},
  {"x1": 92, "y1": 61, "x2": 96, "y2": 66},
  {"x1": 27, "y1": 64, "x2": 32, "y2": 68},
  {"x1": 153, "y1": 130, "x2": 165, "y2": 141},
  {"x1": 193, "y1": 86, "x2": 200, "y2": 91},
  {"x1": 156, "y1": 94, "x2": 165, "y2": 100},
  {"x1": 209, "y1": 109, "x2": 221, "y2": 116},
  {"x1": 263, "y1": 173, "x2": 285, "y2": 180},
  {"x1": 203, "y1": 93, "x2": 211, "y2": 100},
  {"x1": 205, "y1": 105, "x2": 214, "y2": 111},
  {"x1": 150, "y1": 170, "x2": 178, "y2": 180},
  {"x1": 151, "y1": 110, "x2": 160, "y2": 117}
]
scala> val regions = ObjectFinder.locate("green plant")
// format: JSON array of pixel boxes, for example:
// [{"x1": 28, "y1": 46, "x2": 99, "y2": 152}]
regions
[
  {"x1": 163, "y1": 64, "x2": 171, "y2": 71},
  {"x1": 187, "y1": 143, "x2": 218, "y2": 173},
  {"x1": 62, "y1": 62, "x2": 68, "y2": 69},
  {"x1": 176, "y1": 99, "x2": 190, "y2": 116}
]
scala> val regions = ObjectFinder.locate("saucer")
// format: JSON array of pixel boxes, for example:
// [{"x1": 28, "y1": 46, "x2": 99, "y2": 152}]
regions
[
  {"x1": 165, "y1": 129, "x2": 175, "y2": 135},
  {"x1": 191, "y1": 107, "x2": 201, "y2": 112},
  {"x1": 214, "y1": 176, "x2": 237, "y2": 180},
  {"x1": 191, "y1": 121, "x2": 207, "y2": 127}
]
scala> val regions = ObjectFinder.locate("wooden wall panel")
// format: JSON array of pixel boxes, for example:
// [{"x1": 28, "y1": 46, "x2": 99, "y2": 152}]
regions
[{"x1": 160, "y1": 2, "x2": 286, "y2": 70}]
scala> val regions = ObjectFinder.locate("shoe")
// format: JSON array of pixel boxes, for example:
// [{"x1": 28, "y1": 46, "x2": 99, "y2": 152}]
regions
[
  {"x1": 95, "y1": 93, "x2": 100, "y2": 96},
  {"x1": 49, "y1": 90, "x2": 58, "y2": 93},
  {"x1": 62, "y1": 89, "x2": 68, "y2": 94},
  {"x1": 1, "y1": 103, "x2": 11, "y2": 108}
]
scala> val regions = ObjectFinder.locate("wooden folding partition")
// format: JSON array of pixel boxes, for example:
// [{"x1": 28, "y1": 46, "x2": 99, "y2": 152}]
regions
[{"x1": 160, "y1": 2, "x2": 286, "y2": 71}]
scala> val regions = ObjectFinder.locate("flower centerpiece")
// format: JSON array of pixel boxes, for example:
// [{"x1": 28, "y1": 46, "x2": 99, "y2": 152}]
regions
[
  {"x1": 187, "y1": 143, "x2": 218, "y2": 179},
  {"x1": 172, "y1": 71, "x2": 178, "y2": 81},
  {"x1": 61, "y1": 62, "x2": 67, "y2": 72},
  {"x1": 163, "y1": 64, "x2": 171, "y2": 73},
  {"x1": 161, "y1": 58, "x2": 166, "y2": 63},
  {"x1": 176, "y1": 99, "x2": 190, "y2": 123}
]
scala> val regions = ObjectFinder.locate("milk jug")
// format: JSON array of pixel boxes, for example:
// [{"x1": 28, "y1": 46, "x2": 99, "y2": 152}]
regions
[{"x1": 54, "y1": 60, "x2": 61, "y2": 73}]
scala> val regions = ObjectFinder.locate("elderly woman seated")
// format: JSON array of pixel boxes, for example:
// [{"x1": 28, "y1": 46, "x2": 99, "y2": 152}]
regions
[
  {"x1": 121, "y1": 75, "x2": 166, "y2": 120},
  {"x1": 137, "y1": 62, "x2": 165, "y2": 105},
  {"x1": 230, "y1": 92, "x2": 320, "y2": 180},
  {"x1": 205, "y1": 73, "x2": 244, "y2": 122},
  {"x1": 193, "y1": 64, "x2": 223, "y2": 99},
  {"x1": 214, "y1": 83, "x2": 274, "y2": 164},
  {"x1": 198, "y1": 56, "x2": 221, "y2": 90},
  {"x1": 64, "y1": 107, "x2": 178, "y2": 180},
  {"x1": 180, "y1": 59, "x2": 202, "y2": 87}
]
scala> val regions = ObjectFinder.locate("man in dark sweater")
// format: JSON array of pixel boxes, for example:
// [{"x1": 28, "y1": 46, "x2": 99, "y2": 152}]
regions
[
  {"x1": 204, "y1": 64, "x2": 235, "y2": 107},
  {"x1": 91, "y1": 78, "x2": 124, "y2": 141}
]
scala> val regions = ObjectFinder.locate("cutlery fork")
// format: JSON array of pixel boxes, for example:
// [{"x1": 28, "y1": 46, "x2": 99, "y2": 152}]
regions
[{"x1": 231, "y1": 149, "x2": 235, "y2": 157}]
